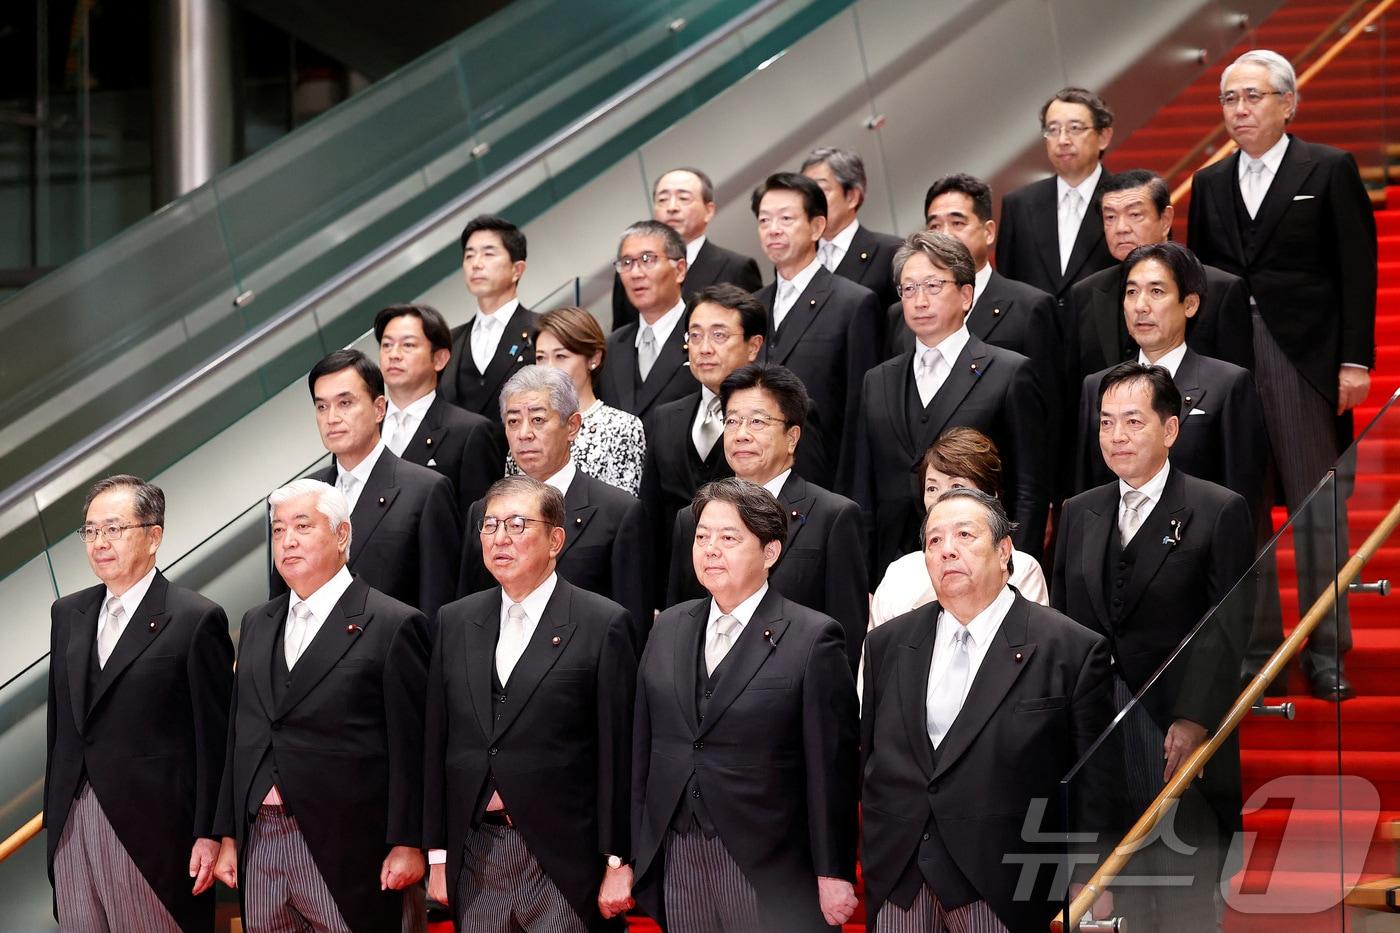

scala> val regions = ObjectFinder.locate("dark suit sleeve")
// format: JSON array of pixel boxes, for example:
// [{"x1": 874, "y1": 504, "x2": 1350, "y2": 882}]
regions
[
  {"x1": 457, "y1": 501, "x2": 489, "y2": 599},
  {"x1": 665, "y1": 512, "x2": 691, "y2": 609},
  {"x1": 1185, "y1": 178, "x2": 1209, "y2": 258},
  {"x1": 1003, "y1": 359, "x2": 1049, "y2": 557},
  {"x1": 597, "y1": 607, "x2": 637, "y2": 860},
  {"x1": 841, "y1": 290, "x2": 884, "y2": 489},
  {"x1": 1050, "y1": 509, "x2": 1070, "y2": 614},
  {"x1": 1213, "y1": 275, "x2": 1255, "y2": 372},
  {"x1": 214, "y1": 611, "x2": 255, "y2": 840},
  {"x1": 995, "y1": 196, "x2": 1021, "y2": 282},
  {"x1": 188, "y1": 604, "x2": 235, "y2": 839},
  {"x1": 1220, "y1": 375, "x2": 1269, "y2": 520},
  {"x1": 732, "y1": 255, "x2": 763, "y2": 293},
  {"x1": 848, "y1": 370, "x2": 879, "y2": 568},
  {"x1": 1074, "y1": 376, "x2": 1097, "y2": 495},
  {"x1": 1330, "y1": 152, "x2": 1379, "y2": 368},
  {"x1": 456, "y1": 420, "x2": 505, "y2": 528},
  {"x1": 630, "y1": 647, "x2": 654, "y2": 854},
  {"x1": 612, "y1": 497, "x2": 653, "y2": 652},
  {"x1": 383, "y1": 609, "x2": 431, "y2": 847},
  {"x1": 802, "y1": 619, "x2": 860, "y2": 881},
  {"x1": 611, "y1": 273, "x2": 638, "y2": 333},
  {"x1": 422, "y1": 609, "x2": 449, "y2": 852},
  {"x1": 419, "y1": 478, "x2": 463, "y2": 622},
  {"x1": 1069, "y1": 633, "x2": 1126, "y2": 869},
  {"x1": 824, "y1": 502, "x2": 871, "y2": 670}
]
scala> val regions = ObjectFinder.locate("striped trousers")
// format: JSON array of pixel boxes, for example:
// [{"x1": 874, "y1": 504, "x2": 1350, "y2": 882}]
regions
[
  {"x1": 662, "y1": 829, "x2": 761, "y2": 933},
  {"x1": 53, "y1": 783, "x2": 182, "y2": 933},
  {"x1": 873, "y1": 886, "x2": 1008, "y2": 933},
  {"x1": 453, "y1": 823, "x2": 586, "y2": 932}
]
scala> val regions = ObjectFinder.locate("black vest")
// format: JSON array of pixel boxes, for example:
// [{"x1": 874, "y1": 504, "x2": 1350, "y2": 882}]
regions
[
  {"x1": 669, "y1": 621, "x2": 726, "y2": 836},
  {"x1": 1232, "y1": 168, "x2": 1261, "y2": 256},
  {"x1": 1104, "y1": 516, "x2": 1144, "y2": 629},
  {"x1": 904, "y1": 358, "x2": 940, "y2": 441},
  {"x1": 248, "y1": 616, "x2": 292, "y2": 816}
]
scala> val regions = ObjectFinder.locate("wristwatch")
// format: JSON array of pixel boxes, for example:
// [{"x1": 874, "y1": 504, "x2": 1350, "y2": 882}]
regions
[{"x1": 606, "y1": 854, "x2": 624, "y2": 869}]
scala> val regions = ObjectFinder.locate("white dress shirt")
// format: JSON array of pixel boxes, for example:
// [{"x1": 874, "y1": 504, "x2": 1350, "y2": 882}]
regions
[
  {"x1": 1056, "y1": 164, "x2": 1103, "y2": 274},
  {"x1": 685, "y1": 236, "x2": 706, "y2": 268},
  {"x1": 336, "y1": 440, "x2": 386, "y2": 513},
  {"x1": 635, "y1": 299, "x2": 687, "y2": 358},
  {"x1": 818, "y1": 219, "x2": 861, "y2": 272},
  {"x1": 287, "y1": 565, "x2": 355, "y2": 658},
  {"x1": 773, "y1": 256, "x2": 823, "y2": 331},
  {"x1": 97, "y1": 565, "x2": 158, "y2": 654},
  {"x1": 970, "y1": 262, "x2": 993, "y2": 310},
  {"x1": 470, "y1": 298, "x2": 520, "y2": 374},
  {"x1": 1119, "y1": 460, "x2": 1172, "y2": 533},
  {"x1": 925, "y1": 584, "x2": 1016, "y2": 744},
  {"x1": 384, "y1": 390, "x2": 436, "y2": 457},
  {"x1": 707, "y1": 582, "x2": 769, "y2": 644},
  {"x1": 496, "y1": 571, "x2": 559, "y2": 683},
  {"x1": 1238, "y1": 134, "x2": 1290, "y2": 217},
  {"x1": 761, "y1": 469, "x2": 793, "y2": 500},
  {"x1": 1138, "y1": 342, "x2": 1189, "y2": 379},
  {"x1": 912, "y1": 324, "x2": 972, "y2": 402},
  {"x1": 541, "y1": 458, "x2": 577, "y2": 498}
]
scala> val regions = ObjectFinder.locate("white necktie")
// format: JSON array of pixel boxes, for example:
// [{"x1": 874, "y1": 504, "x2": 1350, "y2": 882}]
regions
[
  {"x1": 705, "y1": 613, "x2": 741, "y2": 676},
  {"x1": 471, "y1": 316, "x2": 499, "y2": 374},
  {"x1": 1241, "y1": 159, "x2": 1268, "y2": 218},
  {"x1": 927, "y1": 627, "x2": 972, "y2": 747},
  {"x1": 1119, "y1": 489, "x2": 1149, "y2": 546},
  {"x1": 637, "y1": 326, "x2": 659, "y2": 381},
  {"x1": 819, "y1": 241, "x2": 837, "y2": 272},
  {"x1": 692, "y1": 397, "x2": 724, "y2": 459},
  {"x1": 1058, "y1": 188, "x2": 1084, "y2": 275},
  {"x1": 338, "y1": 472, "x2": 359, "y2": 511},
  {"x1": 285, "y1": 602, "x2": 313, "y2": 669},
  {"x1": 915, "y1": 348, "x2": 946, "y2": 407},
  {"x1": 97, "y1": 596, "x2": 124, "y2": 668},
  {"x1": 496, "y1": 603, "x2": 529, "y2": 684}
]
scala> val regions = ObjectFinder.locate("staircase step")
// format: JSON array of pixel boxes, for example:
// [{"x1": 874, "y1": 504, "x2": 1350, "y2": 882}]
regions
[{"x1": 1242, "y1": 698, "x2": 1400, "y2": 750}]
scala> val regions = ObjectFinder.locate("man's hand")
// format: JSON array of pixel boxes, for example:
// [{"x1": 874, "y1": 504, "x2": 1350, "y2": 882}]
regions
[
  {"x1": 428, "y1": 862, "x2": 449, "y2": 906},
  {"x1": 213, "y1": 836, "x2": 238, "y2": 889},
  {"x1": 1339, "y1": 366, "x2": 1371, "y2": 415},
  {"x1": 380, "y1": 846, "x2": 425, "y2": 891},
  {"x1": 817, "y1": 876, "x2": 858, "y2": 926},
  {"x1": 1070, "y1": 882, "x2": 1114, "y2": 922},
  {"x1": 189, "y1": 837, "x2": 219, "y2": 895},
  {"x1": 1163, "y1": 719, "x2": 1208, "y2": 781},
  {"x1": 598, "y1": 863, "x2": 635, "y2": 919}
]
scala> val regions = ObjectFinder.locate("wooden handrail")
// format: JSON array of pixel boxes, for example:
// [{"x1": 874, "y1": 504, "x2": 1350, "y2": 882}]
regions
[
  {"x1": 1169, "y1": 0, "x2": 1398, "y2": 205},
  {"x1": 1052, "y1": 490, "x2": 1400, "y2": 932},
  {"x1": 0, "y1": 812, "x2": 42, "y2": 864}
]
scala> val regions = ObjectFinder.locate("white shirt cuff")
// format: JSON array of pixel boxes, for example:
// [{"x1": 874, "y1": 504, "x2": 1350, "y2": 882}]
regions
[{"x1": 428, "y1": 849, "x2": 446, "y2": 865}]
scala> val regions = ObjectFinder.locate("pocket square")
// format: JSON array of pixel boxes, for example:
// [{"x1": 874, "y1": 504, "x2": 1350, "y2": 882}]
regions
[
  {"x1": 1293, "y1": 194, "x2": 1315, "y2": 201},
  {"x1": 1189, "y1": 408, "x2": 1206, "y2": 416},
  {"x1": 427, "y1": 458, "x2": 438, "y2": 467}
]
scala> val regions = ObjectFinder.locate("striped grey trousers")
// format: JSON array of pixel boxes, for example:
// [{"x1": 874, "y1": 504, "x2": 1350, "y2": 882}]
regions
[
  {"x1": 662, "y1": 829, "x2": 761, "y2": 933},
  {"x1": 53, "y1": 783, "x2": 182, "y2": 933},
  {"x1": 873, "y1": 885, "x2": 1009, "y2": 933},
  {"x1": 453, "y1": 823, "x2": 586, "y2": 933}
]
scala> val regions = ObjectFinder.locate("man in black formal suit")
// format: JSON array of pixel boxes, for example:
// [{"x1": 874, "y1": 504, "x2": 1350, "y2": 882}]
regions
[
  {"x1": 801, "y1": 146, "x2": 903, "y2": 313},
  {"x1": 852, "y1": 231, "x2": 1047, "y2": 579},
  {"x1": 751, "y1": 172, "x2": 882, "y2": 490},
  {"x1": 597, "y1": 220, "x2": 701, "y2": 420},
  {"x1": 1074, "y1": 243, "x2": 1267, "y2": 515},
  {"x1": 282, "y1": 349, "x2": 461, "y2": 622},
  {"x1": 640, "y1": 284, "x2": 764, "y2": 605},
  {"x1": 666, "y1": 364, "x2": 868, "y2": 672},
  {"x1": 426, "y1": 476, "x2": 636, "y2": 931},
  {"x1": 1071, "y1": 170, "x2": 1253, "y2": 383},
  {"x1": 610, "y1": 167, "x2": 762, "y2": 331},
  {"x1": 460, "y1": 365, "x2": 650, "y2": 648},
  {"x1": 46, "y1": 475, "x2": 233, "y2": 933},
  {"x1": 1189, "y1": 49, "x2": 1377, "y2": 700},
  {"x1": 214, "y1": 478, "x2": 429, "y2": 932},
  {"x1": 1054, "y1": 364, "x2": 1253, "y2": 931},
  {"x1": 996, "y1": 87, "x2": 1118, "y2": 312},
  {"x1": 439, "y1": 215, "x2": 539, "y2": 428},
  {"x1": 862, "y1": 488, "x2": 1120, "y2": 933},
  {"x1": 632, "y1": 478, "x2": 859, "y2": 932},
  {"x1": 375, "y1": 303, "x2": 503, "y2": 526}
]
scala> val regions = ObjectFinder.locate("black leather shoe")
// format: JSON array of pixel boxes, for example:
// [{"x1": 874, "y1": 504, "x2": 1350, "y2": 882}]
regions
[{"x1": 1308, "y1": 669, "x2": 1355, "y2": 701}]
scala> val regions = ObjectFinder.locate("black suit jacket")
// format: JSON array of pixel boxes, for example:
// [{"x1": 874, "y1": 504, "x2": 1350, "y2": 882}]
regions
[
  {"x1": 460, "y1": 471, "x2": 652, "y2": 650},
  {"x1": 282, "y1": 451, "x2": 461, "y2": 622},
  {"x1": 45, "y1": 574, "x2": 233, "y2": 932},
  {"x1": 852, "y1": 336, "x2": 1048, "y2": 575},
  {"x1": 995, "y1": 171, "x2": 1117, "y2": 305},
  {"x1": 215, "y1": 578, "x2": 430, "y2": 933},
  {"x1": 395, "y1": 395, "x2": 503, "y2": 528},
  {"x1": 1069, "y1": 261, "x2": 1254, "y2": 383},
  {"x1": 425, "y1": 579, "x2": 635, "y2": 930},
  {"x1": 611, "y1": 238, "x2": 762, "y2": 331},
  {"x1": 597, "y1": 316, "x2": 699, "y2": 421},
  {"x1": 1188, "y1": 136, "x2": 1377, "y2": 402},
  {"x1": 755, "y1": 266, "x2": 882, "y2": 491},
  {"x1": 1075, "y1": 349, "x2": 1268, "y2": 520},
  {"x1": 831, "y1": 223, "x2": 904, "y2": 318},
  {"x1": 860, "y1": 594, "x2": 1121, "y2": 933},
  {"x1": 632, "y1": 589, "x2": 859, "y2": 932},
  {"x1": 438, "y1": 304, "x2": 539, "y2": 422},
  {"x1": 1052, "y1": 468, "x2": 1252, "y2": 833},
  {"x1": 666, "y1": 473, "x2": 869, "y2": 671}
]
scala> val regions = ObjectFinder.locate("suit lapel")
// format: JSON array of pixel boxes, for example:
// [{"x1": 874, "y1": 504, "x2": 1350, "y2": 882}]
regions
[
  {"x1": 89, "y1": 573, "x2": 173, "y2": 715},
  {"x1": 1174, "y1": 350, "x2": 1207, "y2": 426},
  {"x1": 686, "y1": 240, "x2": 722, "y2": 291},
  {"x1": 1207, "y1": 153, "x2": 1248, "y2": 263},
  {"x1": 612, "y1": 327, "x2": 641, "y2": 413},
  {"x1": 1080, "y1": 491, "x2": 1114, "y2": 628},
  {"x1": 65, "y1": 586, "x2": 103, "y2": 732},
  {"x1": 251, "y1": 597, "x2": 286, "y2": 719},
  {"x1": 277, "y1": 578, "x2": 372, "y2": 717},
  {"x1": 479, "y1": 306, "x2": 535, "y2": 402},
  {"x1": 672, "y1": 601, "x2": 708, "y2": 733},
  {"x1": 1248, "y1": 137, "x2": 1316, "y2": 262},
  {"x1": 917, "y1": 338, "x2": 994, "y2": 454},
  {"x1": 558, "y1": 474, "x2": 595, "y2": 561},
  {"x1": 494, "y1": 582, "x2": 577, "y2": 739},
  {"x1": 966, "y1": 271, "x2": 1012, "y2": 341},
  {"x1": 1091, "y1": 268, "x2": 1125, "y2": 366},
  {"x1": 1030, "y1": 181, "x2": 1063, "y2": 287},
  {"x1": 347, "y1": 453, "x2": 401, "y2": 563},
  {"x1": 464, "y1": 591, "x2": 501, "y2": 740},
  {"x1": 886, "y1": 356, "x2": 918, "y2": 462},
  {"x1": 833, "y1": 225, "x2": 876, "y2": 280},
  {"x1": 771, "y1": 269, "x2": 833, "y2": 365},
  {"x1": 699, "y1": 589, "x2": 789, "y2": 739},
  {"x1": 1062, "y1": 172, "x2": 1109, "y2": 282},
  {"x1": 770, "y1": 474, "x2": 816, "y2": 574},
  {"x1": 636, "y1": 324, "x2": 689, "y2": 413},
  {"x1": 403, "y1": 396, "x2": 448, "y2": 467},
  {"x1": 1119, "y1": 471, "x2": 1192, "y2": 621},
  {"x1": 894, "y1": 607, "x2": 938, "y2": 781}
]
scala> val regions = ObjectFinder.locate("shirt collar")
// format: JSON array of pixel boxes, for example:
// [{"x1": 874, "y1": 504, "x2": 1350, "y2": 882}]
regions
[
  {"x1": 915, "y1": 323, "x2": 972, "y2": 368},
  {"x1": 1057, "y1": 163, "x2": 1103, "y2": 203},
  {"x1": 778, "y1": 255, "x2": 824, "y2": 298},
  {"x1": 542, "y1": 457, "x2": 577, "y2": 497},
  {"x1": 474, "y1": 297, "x2": 519, "y2": 325},
  {"x1": 823, "y1": 218, "x2": 861, "y2": 254},
  {"x1": 685, "y1": 235, "x2": 706, "y2": 268},
  {"x1": 971, "y1": 262, "x2": 993, "y2": 308},
  {"x1": 505, "y1": 571, "x2": 559, "y2": 624},
  {"x1": 939, "y1": 583, "x2": 1015, "y2": 640},
  {"x1": 1138, "y1": 341, "x2": 1188, "y2": 378},
  {"x1": 291, "y1": 564, "x2": 355, "y2": 620},
  {"x1": 636, "y1": 299, "x2": 687, "y2": 349},
  {"x1": 1119, "y1": 459, "x2": 1171, "y2": 505},
  {"x1": 386, "y1": 389, "x2": 436, "y2": 423},
  {"x1": 1240, "y1": 133, "x2": 1290, "y2": 177},
  {"x1": 708, "y1": 582, "x2": 770, "y2": 633},
  {"x1": 106, "y1": 565, "x2": 158, "y2": 620},
  {"x1": 761, "y1": 468, "x2": 793, "y2": 500},
  {"x1": 338, "y1": 439, "x2": 386, "y2": 488}
]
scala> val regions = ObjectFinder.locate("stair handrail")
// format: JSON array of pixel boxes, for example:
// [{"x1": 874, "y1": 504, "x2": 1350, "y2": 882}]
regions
[
  {"x1": 1169, "y1": 0, "x2": 1397, "y2": 205},
  {"x1": 1051, "y1": 483, "x2": 1400, "y2": 932},
  {"x1": 0, "y1": 813, "x2": 41, "y2": 865},
  {"x1": 0, "y1": 0, "x2": 787, "y2": 521}
]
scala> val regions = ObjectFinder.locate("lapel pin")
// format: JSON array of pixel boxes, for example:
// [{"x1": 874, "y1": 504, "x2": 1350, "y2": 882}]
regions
[
  {"x1": 347, "y1": 623, "x2": 362, "y2": 635},
  {"x1": 1014, "y1": 651, "x2": 1024, "y2": 663},
  {"x1": 575, "y1": 517, "x2": 583, "y2": 525},
  {"x1": 764, "y1": 629, "x2": 778, "y2": 647},
  {"x1": 378, "y1": 496, "x2": 386, "y2": 506},
  {"x1": 992, "y1": 307, "x2": 1002, "y2": 316},
  {"x1": 508, "y1": 344, "x2": 519, "y2": 357},
  {"x1": 809, "y1": 298, "x2": 817, "y2": 306},
  {"x1": 521, "y1": 331, "x2": 529, "y2": 341},
  {"x1": 148, "y1": 619, "x2": 158, "y2": 631},
  {"x1": 1184, "y1": 395, "x2": 1193, "y2": 405},
  {"x1": 970, "y1": 363, "x2": 982, "y2": 377},
  {"x1": 860, "y1": 251, "x2": 869, "y2": 261},
  {"x1": 1166, "y1": 518, "x2": 1184, "y2": 546},
  {"x1": 551, "y1": 635, "x2": 562, "y2": 646},
  {"x1": 425, "y1": 437, "x2": 433, "y2": 446}
]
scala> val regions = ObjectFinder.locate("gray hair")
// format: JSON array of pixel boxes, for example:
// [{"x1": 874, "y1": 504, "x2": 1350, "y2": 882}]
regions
[
  {"x1": 1222, "y1": 49, "x2": 1298, "y2": 112},
  {"x1": 499, "y1": 364, "x2": 580, "y2": 421},
  {"x1": 269, "y1": 478, "x2": 352, "y2": 550},
  {"x1": 83, "y1": 474, "x2": 165, "y2": 527},
  {"x1": 801, "y1": 146, "x2": 867, "y2": 196},
  {"x1": 618, "y1": 219, "x2": 685, "y2": 261},
  {"x1": 925, "y1": 487, "x2": 1018, "y2": 549},
  {"x1": 892, "y1": 230, "x2": 976, "y2": 288}
]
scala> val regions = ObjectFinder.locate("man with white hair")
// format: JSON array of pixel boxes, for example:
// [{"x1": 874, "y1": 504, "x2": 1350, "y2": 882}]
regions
[
  {"x1": 801, "y1": 146, "x2": 903, "y2": 311},
  {"x1": 214, "y1": 478, "x2": 431, "y2": 933},
  {"x1": 1188, "y1": 48, "x2": 1377, "y2": 700}
]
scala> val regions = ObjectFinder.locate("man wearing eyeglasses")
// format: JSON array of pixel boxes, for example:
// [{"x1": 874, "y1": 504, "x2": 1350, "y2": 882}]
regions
[
  {"x1": 1188, "y1": 49, "x2": 1377, "y2": 701},
  {"x1": 597, "y1": 220, "x2": 701, "y2": 420},
  {"x1": 664, "y1": 363, "x2": 868, "y2": 672},
  {"x1": 460, "y1": 365, "x2": 651, "y2": 649},
  {"x1": 995, "y1": 87, "x2": 1118, "y2": 311},
  {"x1": 46, "y1": 475, "x2": 234, "y2": 933},
  {"x1": 851, "y1": 231, "x2": 1047, "y2": 581},
  {"x1": 609, "y1": 168, "x2": 763, "y2": 333},
  {"x1": 426, "y1": 475, "x2": 637, "y2": 932}
]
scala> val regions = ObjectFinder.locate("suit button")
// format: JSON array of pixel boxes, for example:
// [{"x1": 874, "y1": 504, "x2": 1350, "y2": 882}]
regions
[
  {"x1": 488, "y1": 747, "x2": 498, "y2": 756},
  {"x1": 1115, "y1": 579, "x2": 1125, "y2": 588},
  {"x1": 922, "y1": 832, "x2": 931, "y2": 841},
  {"x1": 691, "y1": 789, "x2": 701, "y2": 799},
  {"x1": 271, "y1": 721, "x2": 281, "y2": 731},
  {"x1": 84, "y1": 735, "x2": 94, "y2": 745},
  {"x1": 698, "y1": 714, "x2": 704, "y2": 722},
  {"x1": 1112, "y1": 597, "x2": 1123, "y2": 607},
  {"x1": 498, "y1": 694, "x2": 507, "y2": 703},
  {"x1": 694, "y1": 741, "x2": 704, "y2": 750},
  {"x1": 703, "y1": 690, "x2": 712, "y2": 699},
  {"x1": 1117, "y1": 562, "x2": 1128, "y2": 571}
]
